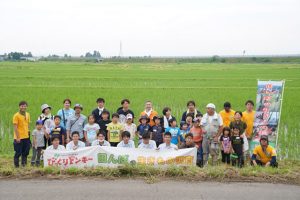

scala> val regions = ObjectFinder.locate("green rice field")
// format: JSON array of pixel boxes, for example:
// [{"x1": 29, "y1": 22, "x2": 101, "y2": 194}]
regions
[{"x1": 0, "y1": 61, "x2": 299, "y2": 159}]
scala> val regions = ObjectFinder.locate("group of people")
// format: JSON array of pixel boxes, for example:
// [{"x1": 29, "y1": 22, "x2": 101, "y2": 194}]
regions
[{"x1": 12, "y1": 98, "x2": 278, "y2": 168}]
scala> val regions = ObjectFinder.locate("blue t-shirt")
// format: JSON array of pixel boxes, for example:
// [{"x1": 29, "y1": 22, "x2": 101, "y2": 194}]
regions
[
  {"x1": 137, "y1": 124, "x2": 151, "y2": 144},
  {"x1": 57, "y1": 108, "x2": 75, "y2": 128},
  {"x1": 165, "y1": 127, "x2": 181, "y2": 145}
]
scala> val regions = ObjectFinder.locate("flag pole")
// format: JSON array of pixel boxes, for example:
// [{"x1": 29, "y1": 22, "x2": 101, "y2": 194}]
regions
[{"x1": 275, "y1": 80, "x2": 285, "y2": 149}]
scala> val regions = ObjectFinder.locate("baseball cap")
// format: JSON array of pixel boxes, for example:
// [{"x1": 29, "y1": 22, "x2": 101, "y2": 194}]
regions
[
  {"x1": 126, "y1": 113, "x2": 133, "y2": 119},
  {"x1": 206, "y1": 103, "x2": 216, "y2": 109}
]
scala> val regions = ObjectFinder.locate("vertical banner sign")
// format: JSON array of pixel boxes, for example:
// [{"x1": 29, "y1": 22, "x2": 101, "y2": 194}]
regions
[{"x1": 250, "y1": 80, "x2": 285, "y2": 152}]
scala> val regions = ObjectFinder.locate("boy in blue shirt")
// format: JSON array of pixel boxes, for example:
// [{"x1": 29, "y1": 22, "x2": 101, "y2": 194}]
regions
[
  {"x1": 137, "y1": 115, "x2": 151, "y2": 145},
  {"x1": 165, "y1": 118, "x2": 181, "y2": 146}
]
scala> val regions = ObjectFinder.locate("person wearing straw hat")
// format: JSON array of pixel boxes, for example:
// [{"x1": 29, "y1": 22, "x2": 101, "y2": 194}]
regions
[
  {"x1": 137, "y1": 115, "x2": 151, "y2": 145},
  {"x1": 201, "y1": 103, "x2": 223, "y2": 166},
  {"x1": 66, "y1": 104, "x2": 87, "y2": 143},
  {"x1": 38, "y1": 103, "x2": 55, "y2": 148}
]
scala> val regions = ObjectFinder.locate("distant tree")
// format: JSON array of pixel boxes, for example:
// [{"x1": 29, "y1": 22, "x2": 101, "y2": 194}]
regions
[
  {"x1": 27, "y1": 52, "x2": 33, "y2": 57},
  {"x1": 85, "y1": 52, "x2": 93, "y2": 57},
  {"x1": 93, "y1": 50, "x2": 101, "y2": 58}
]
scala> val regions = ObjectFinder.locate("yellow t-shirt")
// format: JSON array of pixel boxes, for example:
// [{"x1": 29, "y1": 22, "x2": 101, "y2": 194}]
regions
[
  {"x1": 107, "y1": 122, "x2": 123, "y2": 143},
  {"x1": 242, "y1": 111, "x2": 255, "y2": 138},
  {"x1": 13, "y1": 112, "x2": 30, "y2": 139},
  {"x1": 219, "y1": 109, "x2": 235, "y2": 127},
  {"x1": 253, "y1": 145, "x2": 277, "y2": 164}
]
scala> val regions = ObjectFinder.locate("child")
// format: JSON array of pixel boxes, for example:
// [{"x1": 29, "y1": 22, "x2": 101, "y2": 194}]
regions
[
  {"x1": 138, "y1": 131, "x2": 157, "y2": 150},
  {"x1": 180, "y1": 123, "x2": 189, "y2": 142},
  {"x1": 84, "y1": 115, "x2": 100, "y2": 146},
  {"x1": 158, "y1": 132, "x2": 178, "y2": 150},
  {"x1": 231, "y1": 126, "x2": 244, "y2": 168},
  {"x1": 137, "y1": 115, "x2": 151, "y2": 145},
  {"x1": 189, "y1": 118, "x2": 203, "y2": 167},
  {"x1": 179, "y1": 133, "x2": 195, "y2": 149},
  {"x1": 66, "y1": 131, "x2": 86, "y2": 150},
  {"x1": 117, "y1": 131, "x2": 135, "y2": 148},
  {"x1": 123, "y1": 114, "x2": 137, "y2": 140},
  {"x1": 98, "y1": 110, "x2": 111, "y2": 139},
  {"x1": 107, "y1": 113, "x2": 123, "y2": 147},
  {"x1": 165, "y1": 118, "x2": 181, "y2": 146},
  {"x1": 151, "y1": 116, "x2": 164, "y2": 147},
  {"x1": 185, "y1": 113, "x2": 193, "y2": 129},
  {"x1": 92, "y1": 131, "x2": 111, "y2": 146},
  {"x1": 46, "y1": 136, "x2": 66, "y2": 150},
  {"x1": 50, "y1": 115, "x2": 66, "y2": 146},
  {"x1": 31, "y1": 120, "x2": 45, "y2": 166},
  {"x1": 220, "y1": 127, "x2": 231, "y2": 164}
]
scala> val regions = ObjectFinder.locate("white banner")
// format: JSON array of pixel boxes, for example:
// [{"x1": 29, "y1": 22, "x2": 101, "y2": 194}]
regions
[{"x1": 44, "y1": 146, "x2": 197, "y2": 168}]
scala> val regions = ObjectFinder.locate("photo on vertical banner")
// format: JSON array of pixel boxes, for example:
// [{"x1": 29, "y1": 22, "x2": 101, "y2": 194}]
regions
[
  {"x1": 252, "y1": 124, "x2": 278, "y2": 143},
  {"x1": 256, "y1": 93, "x2": 281, "y2": 112},
  {"x1": 254, "y1": 112, "x2": 280, "y2": 126}
]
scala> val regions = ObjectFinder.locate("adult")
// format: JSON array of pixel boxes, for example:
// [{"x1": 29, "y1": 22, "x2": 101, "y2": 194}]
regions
[
  {"x1": 162, "y1": 107, "x2": 176, "y2": 129},
  {"x1": 140, "y1": 100, "x2": 158, "y2": 127},
  {"x1": 229, "y1": 111, "x2": 247, "y2": 134},
  {"x1": 251, "y1": 135, "x2": 278, "y2": 167},
  {"x1": 66, "y1": 104, "x2": 87, "y2": 142},
  {"x1": 242, "y1": 100, "x2": 256, "y2": 140},
  {"x1": 57, "y1": 98, "x2": 75, "y2": 129},
  {"x1": 219, "y1": 102, "x2": 235, "y2": 127},
  {"x1": 117, "y1": 99, "x2": 134, "y2": 124},
  {"x1": 13, "y1": 101, "x2": 31, "y2": 168},
  {"x1": 181, "y1": 100, "x2": 202, "y2": 124},
  {"x1": 200, "y1": 103, "x2": 223, "y2": 166},
  {"x1": 92, "y1": 98, "x2": 110, "y2": 124},
  {"x1": 229, "y1": 111, "x2": 249, "y2": 155},
  {"x1": 38, "y1": 104, "x2": 55, "y2": 148}
]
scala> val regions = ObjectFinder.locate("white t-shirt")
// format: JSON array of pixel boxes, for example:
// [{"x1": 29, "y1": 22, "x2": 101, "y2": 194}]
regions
[
  {"x1": 138, "y1": 140, "x2": 157, "y2": 150},
  {"x1": 66, "y1": 141, "x2": 86, "y2": 150},
  {"x1": 117, "y1": 140, "x2": 135, "y2": 148},
  {"x1": 123, "y1": 123, "x2": 137, "y2": 140},
  {"x1": 83, "y1": 123, "x2": 100, "y2": 143},
  {"x1": 91, "y1": 140, "x2": 111, "y2": 147},
  {"x1": 46, "y1": 145, "x2": 66, "y2": 151},
  {"x1": 158, "y1": 143, "x2": 178, "y2": 151},
  {"x1": 201, "y1": 112, "x2": 223, "y2": 126}
]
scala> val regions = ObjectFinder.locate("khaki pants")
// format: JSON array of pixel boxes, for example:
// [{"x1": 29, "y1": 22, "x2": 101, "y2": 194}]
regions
[{"x1": 202, "y1": 138, "x2": 219, "y2": 166}]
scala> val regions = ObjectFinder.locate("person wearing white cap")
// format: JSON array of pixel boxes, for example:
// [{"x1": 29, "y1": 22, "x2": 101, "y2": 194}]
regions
[
  {"x1": 38, "y1": 103, "x2": 55, "y2": 148},
  {"x1": 123, "y1": 113, "x2": 137, "y2": 140},
  {"x1": 200, "y1": 103, "x2": 223, "y2": 166}
]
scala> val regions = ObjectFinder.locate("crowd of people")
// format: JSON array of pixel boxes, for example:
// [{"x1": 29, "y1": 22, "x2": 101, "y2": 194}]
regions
[{"x1": 12, "y1": 98, "x2": 278, "y2": 168}]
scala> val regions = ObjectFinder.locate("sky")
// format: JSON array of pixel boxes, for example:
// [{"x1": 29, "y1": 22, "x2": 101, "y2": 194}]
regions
[{"x1": 0, "y1": 0, "x2": 299, "y2": 57}]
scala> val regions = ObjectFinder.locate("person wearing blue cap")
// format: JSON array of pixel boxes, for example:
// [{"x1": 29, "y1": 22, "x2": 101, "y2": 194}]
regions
[{"x1": 31, "y1": 120, "x2": 45, "y2": 166}]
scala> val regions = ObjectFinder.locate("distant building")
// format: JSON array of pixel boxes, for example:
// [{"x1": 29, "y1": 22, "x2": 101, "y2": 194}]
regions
[{"x1": 20, "y1": 57, "x2": 39, "y2": 62}]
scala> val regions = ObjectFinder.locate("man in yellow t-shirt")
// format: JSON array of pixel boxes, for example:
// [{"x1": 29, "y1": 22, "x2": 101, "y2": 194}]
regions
[
  {"x1": 219, "y1": 102, "x2": 235, "y2": 127},
  {"x1": 242, "y1": 100, "x2": 256, "y2": 139},
  {"x1": 107, "y1": 113, "x2": 124, "y2": 147},
  {"x1": 251, "y1": 135, "x2": 278, "y2": 167},
  {"x1": 13, "y1": 101, "x2": 31, "y2": 168}
]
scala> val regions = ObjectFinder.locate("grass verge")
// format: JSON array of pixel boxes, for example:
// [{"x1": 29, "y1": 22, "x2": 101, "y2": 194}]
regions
[{"x1": 0, "y1": 156, "x2": 299, "y2": 185}]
